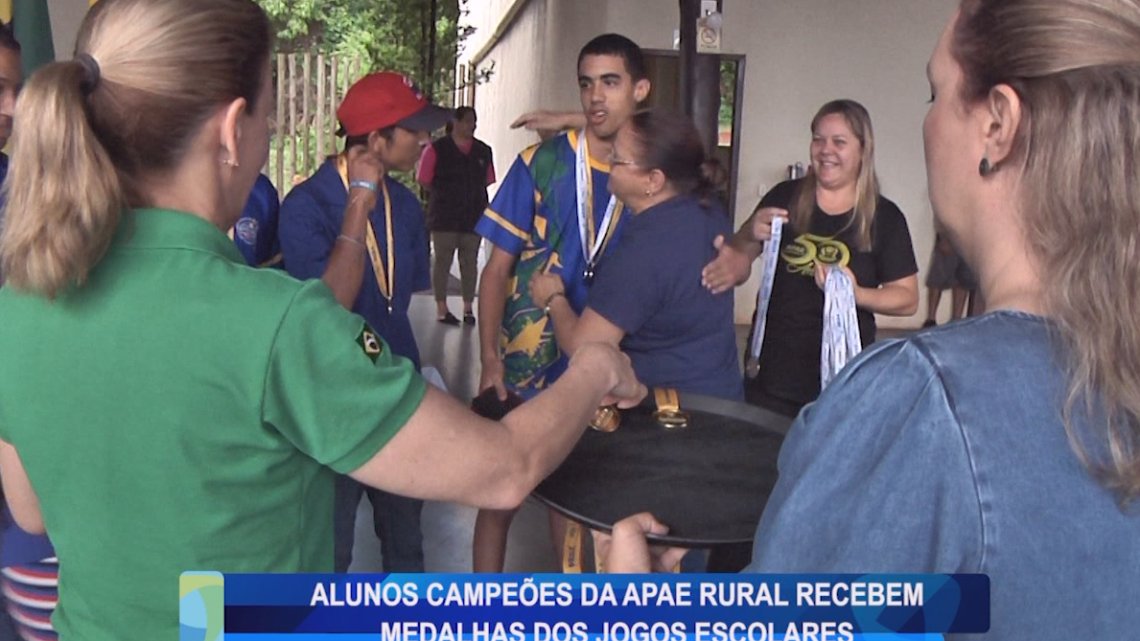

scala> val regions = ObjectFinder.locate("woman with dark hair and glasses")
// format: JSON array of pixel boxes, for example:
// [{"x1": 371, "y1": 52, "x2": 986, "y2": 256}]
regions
[{"x1": 529, "y1": 109, "x2": 742, "y2": 401}]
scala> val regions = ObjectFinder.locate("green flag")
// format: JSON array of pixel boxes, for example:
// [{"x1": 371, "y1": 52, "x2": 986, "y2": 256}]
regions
[{"x1": 11, "y1": 0, "x2": 55, "y2": 77}]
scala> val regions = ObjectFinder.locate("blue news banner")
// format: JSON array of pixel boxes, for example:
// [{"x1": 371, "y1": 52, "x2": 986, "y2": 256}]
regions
[{"x1": 180, "y1": 573, "x2": 988, "y2": 641}]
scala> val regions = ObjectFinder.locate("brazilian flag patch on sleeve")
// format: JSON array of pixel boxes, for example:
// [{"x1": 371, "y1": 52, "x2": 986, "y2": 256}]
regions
[{"x1": 356, "y1": 324, "x2": 384, "y2": 364}]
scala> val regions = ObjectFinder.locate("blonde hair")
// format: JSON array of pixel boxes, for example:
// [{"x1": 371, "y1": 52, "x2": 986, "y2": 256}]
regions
[
  {"x1": 0, "y1": 0, "x2": 270, "y2": 297},
  {"x1": 954, "y1": 0, "x2": 1140, "y2": 502},
  {"x1": 791, "y1": 99, "x2": 880, "y2": 251}
]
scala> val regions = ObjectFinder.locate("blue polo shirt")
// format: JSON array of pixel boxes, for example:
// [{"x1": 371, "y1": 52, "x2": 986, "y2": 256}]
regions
[
  {"x1": 587, "y1": 194, "x2": 742, "y2": 400},
  {"x1": 279, "y1": 160, "x2": 431, "y2": 368},
  {"x1": 233, "y1": 174, "x2": 282, "y2": 268}
]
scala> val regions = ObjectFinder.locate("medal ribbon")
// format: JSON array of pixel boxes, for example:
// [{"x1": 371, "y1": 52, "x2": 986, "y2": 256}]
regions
[
  {"x1": 744, "y1": 217, "x2": 783, "y2": 378},
  {"x1": 820, "y1": 266, "x2": 862, "y2": 389},
  {"x1": 575, "y1": 130, "x2": 622, "y2": 277},
  {"x1": 337, "y1": 155, "x2": 396, "y2": 312}
]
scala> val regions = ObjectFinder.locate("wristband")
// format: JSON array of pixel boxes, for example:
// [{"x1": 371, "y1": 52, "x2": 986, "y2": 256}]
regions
[
  {"x1": 542, "y1": 291, "x2": 566, "y2": 315},
  {"x1": 336, "y1": 234, "x2": 366, "y2": 249},
  {"x1": 348, "y1": 179, "x2": 378, "y2": 192}
]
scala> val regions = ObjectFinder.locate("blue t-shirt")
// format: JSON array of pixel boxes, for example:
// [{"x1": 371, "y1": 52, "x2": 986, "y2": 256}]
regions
[
  {"x1": 278, "y1": 160, "x2": 431, "y2": 368},
  {"x1": 745, "y1": 311, "x2": 1140, "y2": 639},
  {"x1": 475, "y1": 130, "x2": 628, "y2": 396},
  {"x1": 587, "y1": 194, "x2": 742, "y2": 400},
  {"x1": 233, "y1": 174, "x2": 282, "y2": 268}
]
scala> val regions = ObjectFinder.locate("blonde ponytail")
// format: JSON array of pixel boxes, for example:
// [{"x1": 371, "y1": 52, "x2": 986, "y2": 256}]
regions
[
  {"x1": 1, "y1": 60, "x2": 124, "y2": 296},
  {"x1": 0, "y1": 0, "x2": 271, "y2": 297}
]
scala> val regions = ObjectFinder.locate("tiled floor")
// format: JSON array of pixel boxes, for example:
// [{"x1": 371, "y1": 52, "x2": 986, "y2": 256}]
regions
[{"x1": 345, "y1": 293, "x2": 916, "y2": 573}]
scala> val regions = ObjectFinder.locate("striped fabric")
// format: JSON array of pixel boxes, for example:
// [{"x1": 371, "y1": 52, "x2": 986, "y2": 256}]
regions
[{"x1": 1, "y1": 558, "x2": 57, "y2": 641}]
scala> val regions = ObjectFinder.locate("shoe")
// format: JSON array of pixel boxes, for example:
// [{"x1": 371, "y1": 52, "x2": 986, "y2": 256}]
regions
[
  {"x1": 463, "y1": 312, "x2": 476, "y2": 326},
  {"x1": 438, "y1": 312, "x2": 461, "y2": 325},
  {"x1": 922, "y1": 319, "x2": 937, "y2": 328}
]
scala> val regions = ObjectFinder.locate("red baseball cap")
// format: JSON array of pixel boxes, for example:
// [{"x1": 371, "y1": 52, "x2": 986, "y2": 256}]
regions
[{"x1": 336, "y1": 72, "x2": 451, "y2": 136}]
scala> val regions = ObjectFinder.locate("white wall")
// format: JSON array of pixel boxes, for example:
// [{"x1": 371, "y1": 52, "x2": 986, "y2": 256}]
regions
[
  {"x1": 462, "y1": 0, "x2": 958, "y2": 328},
  {"x1": 48, "y1": 0, "x2": 89, "y2": 59}
]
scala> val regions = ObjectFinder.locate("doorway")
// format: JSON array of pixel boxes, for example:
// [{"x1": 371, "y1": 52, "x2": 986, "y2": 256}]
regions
[{"x1": 643, "y1": 50, "x2": 746, "y2": 216}]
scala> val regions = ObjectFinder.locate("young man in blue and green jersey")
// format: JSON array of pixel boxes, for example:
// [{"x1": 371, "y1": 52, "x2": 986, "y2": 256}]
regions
[{"x1": 472, "y1": 33, "x2": 651, "y2": 573}]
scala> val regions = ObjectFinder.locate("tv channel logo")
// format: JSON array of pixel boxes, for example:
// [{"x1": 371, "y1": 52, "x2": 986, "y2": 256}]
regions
[{"x1": 180, "y1": 571, "x2": 224, "y2": 641}]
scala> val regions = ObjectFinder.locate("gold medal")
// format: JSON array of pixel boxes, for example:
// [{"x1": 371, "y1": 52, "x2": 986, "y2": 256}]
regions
[
  {"x1": 653, "y1": 388, "x2": 690, "y2": 429},
  {"x1": 588, "y1": 405, "x2": 621, "y2": 432},
  {"x1": 654, "y1": 409, "x2": 690, "y2": 429}
]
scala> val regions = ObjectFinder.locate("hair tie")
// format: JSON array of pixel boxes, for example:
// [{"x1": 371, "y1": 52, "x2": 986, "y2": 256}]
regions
[{"x1": 75, "y1": 53, "x2": 101, "y2": 95}]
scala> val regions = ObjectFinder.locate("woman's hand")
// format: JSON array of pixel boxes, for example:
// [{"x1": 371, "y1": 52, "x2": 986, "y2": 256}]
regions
[
  {"x1": 702, "y1": 235, "x2": 753, "y2": 294},
  {"x1": 701, "y1": 207, "x2": 789, "y2": 294},
  {"x1": 813, "y1": 262, "x2": 858, "y2": 292},
  {"x1": 529, "y1": 272, "x2": 565, "y2": 308},
  {"x1": 592, "y1": 513, "x2": 688, "y2": 573},
  {"x1": 747, "y1": 207, "x2": 789, "y2": 243}
]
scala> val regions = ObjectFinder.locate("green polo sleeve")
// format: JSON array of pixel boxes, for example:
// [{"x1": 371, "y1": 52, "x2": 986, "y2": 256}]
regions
[{"x1": 261, "y1": 281, "x2": 427, "y2": 474}]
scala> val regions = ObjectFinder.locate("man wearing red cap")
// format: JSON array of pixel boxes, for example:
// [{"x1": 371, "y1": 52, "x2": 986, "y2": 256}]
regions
[{"x1": 278, "y1": 71, "x2": 450, "y2": 573}]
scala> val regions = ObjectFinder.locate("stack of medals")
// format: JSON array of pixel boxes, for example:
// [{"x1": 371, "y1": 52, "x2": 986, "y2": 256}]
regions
[{"x1": 819, "y1": 266, "x2": 862, "y2": 389}]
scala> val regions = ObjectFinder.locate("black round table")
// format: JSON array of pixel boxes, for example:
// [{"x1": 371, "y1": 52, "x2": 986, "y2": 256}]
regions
[{"x1": 533, "y1": 392, "x2": 792, "y2": 546}]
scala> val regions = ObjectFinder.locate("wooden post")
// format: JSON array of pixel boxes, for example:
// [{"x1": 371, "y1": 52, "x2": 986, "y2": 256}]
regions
[
  {"x1": 288, "y1": 53, "x2": 298, "y2": 187},
  {"x1": 301, "y1": 52, "x2": 312, "y2": 176},
  {"x1": 276, "y1": 53, "x2": 286, "y2": 190},
  {"x1": 317, "y1": 53, "x2": 326, "y2": 160}
]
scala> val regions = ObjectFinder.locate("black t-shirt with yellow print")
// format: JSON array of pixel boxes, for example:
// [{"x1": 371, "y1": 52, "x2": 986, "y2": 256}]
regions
[{"x1": 748, "y1": 178, "x2": 917, "y2": 409}]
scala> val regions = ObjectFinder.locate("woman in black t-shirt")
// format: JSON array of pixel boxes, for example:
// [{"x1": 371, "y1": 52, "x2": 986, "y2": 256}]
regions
[{"x1": 702, "y1": 99, "x2": 919, "y2": 416}]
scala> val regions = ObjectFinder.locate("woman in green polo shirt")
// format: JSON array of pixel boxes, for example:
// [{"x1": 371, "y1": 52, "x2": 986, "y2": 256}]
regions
[{"x1": 0, "y1": 1, "x2": 644, "y2": 639}]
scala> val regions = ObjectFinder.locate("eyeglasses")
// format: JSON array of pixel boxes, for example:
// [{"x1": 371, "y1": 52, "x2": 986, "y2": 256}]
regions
[{"x1": 607, "y1": 151, "x2": 640, "y2": 168}]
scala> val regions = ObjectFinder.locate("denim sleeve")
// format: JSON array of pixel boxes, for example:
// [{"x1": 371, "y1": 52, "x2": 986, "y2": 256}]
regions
[{"x1": 745, "y1": 339, "x2": 984, "y2": 574}]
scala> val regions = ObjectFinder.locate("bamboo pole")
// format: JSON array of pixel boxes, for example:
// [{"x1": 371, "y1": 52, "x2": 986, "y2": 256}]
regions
[
  {"x1": 316, "y1": 53, "x2": 326, "y2": 159},
  {"x1": 288, "y1": 53, "x2": 298, "y2": 186},
  {"x1": 301, "y1": 52, "x2": 311, "y2": 176},
  {"x1": 275, "y1": 53, "x2": 285, "y2": 190}
]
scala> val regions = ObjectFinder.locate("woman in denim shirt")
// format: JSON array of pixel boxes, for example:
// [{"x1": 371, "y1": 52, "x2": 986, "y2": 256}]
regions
[{"x1": 600, "y1": 1, "x2": 1140, "y2": 637}]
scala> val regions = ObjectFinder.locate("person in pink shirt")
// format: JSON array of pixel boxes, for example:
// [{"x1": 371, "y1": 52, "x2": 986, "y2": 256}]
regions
[{"x1": 417, "y1": 107, "x2": 496, "y2": 325}]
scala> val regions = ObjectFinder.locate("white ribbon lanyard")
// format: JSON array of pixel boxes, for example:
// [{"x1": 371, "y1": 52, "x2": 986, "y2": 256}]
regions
[
  {"x1": 745, "y1": 217, "x2": 784, "y2": 378},
  {"x1": 575, "y1": 131, "x2": 620, "y2": 283},
  {"x1": 745, "y1": 216, "x2": 861, "y2": 387},
  {"x1": 820, "y1": 267, "x2": 862, "y2": 389}
]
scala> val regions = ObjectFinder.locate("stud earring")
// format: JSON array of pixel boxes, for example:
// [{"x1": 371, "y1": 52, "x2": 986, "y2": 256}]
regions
[
  {"x1": 978, "y1": 157, "x2": 996, "y2": 176},
  {"x1": 222, "y1": 158, "x2": 240, "y2": 168}
]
